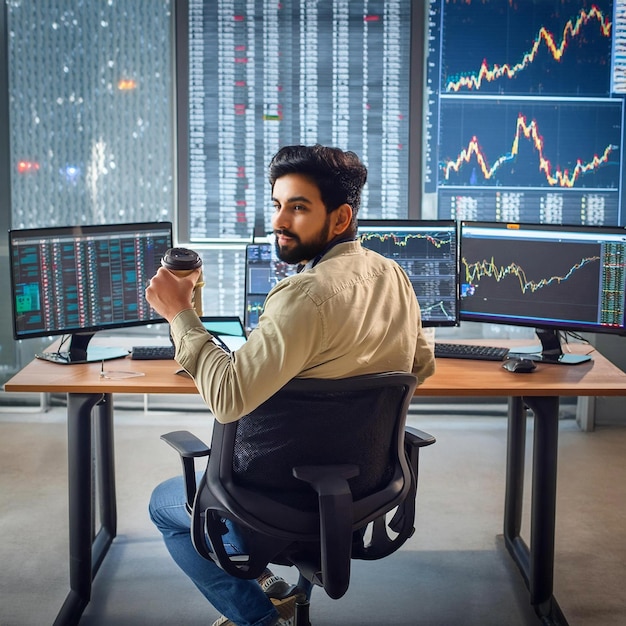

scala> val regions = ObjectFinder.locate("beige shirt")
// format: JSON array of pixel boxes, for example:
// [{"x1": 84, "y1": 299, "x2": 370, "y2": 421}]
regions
[{"x1": 171, "y1": 240, "x2": 435, "y2": 423}]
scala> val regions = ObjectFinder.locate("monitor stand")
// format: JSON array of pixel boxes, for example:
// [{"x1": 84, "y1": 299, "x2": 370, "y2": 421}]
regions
[
  {"x1": 508, "y1": 328, "x2": 591, "y2": 365},
  {"x1": 36, "y1": 332, "x2": 130, "y2": 365}
]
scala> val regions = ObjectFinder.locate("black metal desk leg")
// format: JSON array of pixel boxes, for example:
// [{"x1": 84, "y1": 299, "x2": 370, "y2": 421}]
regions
[
  {"x1": 504, "y1": 396, "x2": 568, "y2": 625},
  {"x1": 504, "y1": 397, "x2": 530, "y2": 582},
  {"x1": 53, "y1": 392, "x2": 117, "y2": 626},
  {"x1": 93, "y1": 394, "x2": 117, "y2": 574},
  {"x1": 524, "y1": 395, "x2": 566, "y2": 624}
]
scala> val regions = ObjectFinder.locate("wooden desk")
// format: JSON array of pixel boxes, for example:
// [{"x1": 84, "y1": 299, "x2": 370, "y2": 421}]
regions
[
  {"x1": 6, "y1": 340, "x2": 623, "y2": 397},
  {"x1": 5, "y1": 342, "x2": 626, "y2": 625}
]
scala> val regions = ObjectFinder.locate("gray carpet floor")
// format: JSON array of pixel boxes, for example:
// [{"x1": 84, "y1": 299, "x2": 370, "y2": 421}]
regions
[{"x1": 1, "y1": 399, "x2": 625, "y2": 626}]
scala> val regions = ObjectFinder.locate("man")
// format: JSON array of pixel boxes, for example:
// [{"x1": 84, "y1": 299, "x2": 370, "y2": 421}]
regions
[{"x1": 146, "y1": 144, "x2": 435, "y2": 626}]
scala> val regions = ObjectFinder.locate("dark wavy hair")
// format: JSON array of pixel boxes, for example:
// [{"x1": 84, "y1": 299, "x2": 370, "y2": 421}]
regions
[{"x1": 268, "y1": 144, "x2": 368, "y2": 235}]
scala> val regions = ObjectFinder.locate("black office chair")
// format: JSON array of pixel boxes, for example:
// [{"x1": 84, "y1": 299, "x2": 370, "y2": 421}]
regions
[{"x1": 161, "y1": 371, "x2": 435, "y2": 625}]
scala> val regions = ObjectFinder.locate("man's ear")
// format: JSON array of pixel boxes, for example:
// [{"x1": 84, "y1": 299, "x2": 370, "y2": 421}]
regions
[{"x1": 332, "y1": 203, "x2": 353, "y2": 236}]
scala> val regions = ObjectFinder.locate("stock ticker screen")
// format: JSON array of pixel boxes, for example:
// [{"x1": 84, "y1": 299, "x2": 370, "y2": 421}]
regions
[
  {"x1": 184, "y1": 0, "x2": 412, "y2": 240},
  {"x1": 459, "y1": 221, "x2": 626, "y2": 334},
  {"x1": 244, "y1": 242, "x2": 298, "y2": 331},
  {"x1": 9, "y1": 222, "x2": 173, "y2": 339},
  {"x1": 426, "y1": 0, "x2": 626, "y2": 226},
  {"x1": 357, "y1": 220, "x2": 459, "y2": 327},
  {"x1": 245, "y1": 221, "x2": 460, "y2": 331}
]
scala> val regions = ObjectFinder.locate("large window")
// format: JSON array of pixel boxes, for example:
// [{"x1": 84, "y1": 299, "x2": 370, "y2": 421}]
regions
[
  {"x1": 8, "y1": 0, "x2": 174, "y2": 229},
  {"x1": 9, "y1": 1, "x2": 623, "y2": 380},
  {"x1": 3, "y1": 0, "x2": 174, "y2": 377}
]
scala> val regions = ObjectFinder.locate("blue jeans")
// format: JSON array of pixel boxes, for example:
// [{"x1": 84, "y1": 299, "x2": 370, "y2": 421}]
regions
[{"x1": 149, "y1": 474, "x2": 280, "y2": 626}]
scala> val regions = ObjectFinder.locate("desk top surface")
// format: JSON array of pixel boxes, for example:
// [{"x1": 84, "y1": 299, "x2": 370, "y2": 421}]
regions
[{"x1": 5, "y1": 339, "x2": 626, "y2": 397}]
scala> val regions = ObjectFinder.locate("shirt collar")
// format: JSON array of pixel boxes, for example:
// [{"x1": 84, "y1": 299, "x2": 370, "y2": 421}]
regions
[{"x1": 296, "y1": 236, "x2": 356, "y2": 273}]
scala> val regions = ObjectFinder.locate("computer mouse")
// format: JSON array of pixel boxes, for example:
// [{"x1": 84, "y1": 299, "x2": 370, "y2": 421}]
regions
[{"x1": 502, "y1": 358, "x2": 537, "y2": 373}]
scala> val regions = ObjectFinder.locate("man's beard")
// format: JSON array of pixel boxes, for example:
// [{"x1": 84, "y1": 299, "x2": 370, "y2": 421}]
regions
[{"x1": 274, "y1": 217, "x2": 331, "y2": 265}]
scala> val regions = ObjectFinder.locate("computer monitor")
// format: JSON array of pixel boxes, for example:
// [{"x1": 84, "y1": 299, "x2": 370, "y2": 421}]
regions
[
  {"x1": 460, "y1": 221, "x2": 626, "y2": 364},
  {"x1": 9, "y1": 221, "x2": 173, "y2": 364},
  {"x1": 357, "y1": 220, "x2": 460, "y2": 327},
  {"x1": 244, "y1": 241, "x2": 297, "y2": 332}
]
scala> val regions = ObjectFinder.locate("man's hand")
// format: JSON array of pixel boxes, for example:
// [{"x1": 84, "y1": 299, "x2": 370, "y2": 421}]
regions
[{"x1": 145, "y1": 267, "x2": 202, "y2": 322}]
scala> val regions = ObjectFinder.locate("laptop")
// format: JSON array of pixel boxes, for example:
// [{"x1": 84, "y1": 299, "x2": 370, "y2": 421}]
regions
[{"x1": 200, "y1": 316, "x2": 247, "y2": 353}]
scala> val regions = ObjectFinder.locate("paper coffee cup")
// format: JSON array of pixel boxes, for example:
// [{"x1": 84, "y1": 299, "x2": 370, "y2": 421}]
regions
[{"x1": 161, "y1": 247, "x2": 204, "y2": 315}]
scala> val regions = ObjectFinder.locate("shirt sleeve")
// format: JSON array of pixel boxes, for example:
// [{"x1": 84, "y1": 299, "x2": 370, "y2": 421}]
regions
[
  {"x1": 412, "y1": 328, "x2": 436, "y2": 384},
  {"x1": 170, "y1": 281, "x2": 323, "y2": 423},
  {"x1": 408, "y1": 283, "x2": 436, "y2": 385}
]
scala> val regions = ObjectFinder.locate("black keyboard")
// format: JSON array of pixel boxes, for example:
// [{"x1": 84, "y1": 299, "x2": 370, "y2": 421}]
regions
[
  {"x1": 131, "y1": 345, "x2": 175, "y2": 360},
  {"x1": 434, "y1": 342, "x2": 510, "y2": 361}
]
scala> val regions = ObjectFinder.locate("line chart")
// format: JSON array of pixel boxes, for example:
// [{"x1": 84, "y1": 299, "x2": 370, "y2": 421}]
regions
[
  {"x1": 358, "y1": 231, "x2": 454, "y2": 251},
  {"x1": 443, "y1": 112, "x2": 614, "y2": 188},
  {"x1": 419, "y1": 300, "x2": 456, "y2": 322},
  {"x1": 438, "y1": 99, "x2": 622, "y2": 189},
  {"x1": 439, "y1": 1, "x2": 613, "y2": 97},
  {"x1": 460, "y1": 237, "x2": 603, "y2": 321},
  {"x1": 445, "y1": 5, "x2": 612, "y2": 93},
  {"x1": 462, "y1": 254, "x2": 601, "y2": 295}
]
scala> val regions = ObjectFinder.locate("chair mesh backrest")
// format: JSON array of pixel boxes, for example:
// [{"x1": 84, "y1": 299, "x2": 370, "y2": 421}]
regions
[{"x1": 231, "y1": 382, "x2": 406, "y2": 510}]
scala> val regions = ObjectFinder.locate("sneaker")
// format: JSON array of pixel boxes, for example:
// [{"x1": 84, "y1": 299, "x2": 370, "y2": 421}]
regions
[
  {"x1": 260, "y1": 574, "x2": 300, "y2": 599},
  {"x1": 210, "y1": 585, "x2": 302, "y2": 626},
  {"x1": 213, "y1": 616, "x2": 293, "y2": 626},
  {"x1": 216, "y1": 615, "x2": 287, "y2": 626},
  {"x1": 262, "y1": 574, "x2": 305, "y2": 625}
]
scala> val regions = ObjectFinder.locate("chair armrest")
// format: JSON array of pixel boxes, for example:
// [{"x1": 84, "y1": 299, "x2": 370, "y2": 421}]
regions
[
  {"x1": 405, "y1": 426, "x2": 436, "y2": 448},
  {"x1": 161, "y1": 430, "x2": 210, "y2": 513},
  {"x1": 293, "y1": 464, "x2": 360, "y2": 599},
  {"x1": 160, "y1": 430, "x2": 210, "y2": 457}
]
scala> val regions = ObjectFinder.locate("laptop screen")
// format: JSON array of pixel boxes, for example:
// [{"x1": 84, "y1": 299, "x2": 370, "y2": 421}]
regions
[{"x1": 200, "y1": 316, "x2": 247, "y2": 352}]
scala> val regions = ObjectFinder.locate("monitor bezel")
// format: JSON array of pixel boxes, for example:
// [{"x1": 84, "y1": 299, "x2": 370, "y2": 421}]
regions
[
  {"x1": 459, "y1": 220, "x2": 626, "y2": 337},
  {"x1": 356, "y1": 218, "x2": 460, "y2": 328},
  {"x1": 9, "y1": 221, "x2": 173, "y2": 342}
]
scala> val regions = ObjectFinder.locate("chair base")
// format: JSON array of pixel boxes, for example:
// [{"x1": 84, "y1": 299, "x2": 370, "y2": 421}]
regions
[{"x1": 294, "y1": 598, "x2": 311, "y2": 626}]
